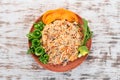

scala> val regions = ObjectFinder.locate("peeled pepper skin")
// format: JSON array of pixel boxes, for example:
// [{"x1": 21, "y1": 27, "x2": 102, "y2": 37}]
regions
[{"x1": 42, "y1": 8, "x2": 83, "y2": 24}]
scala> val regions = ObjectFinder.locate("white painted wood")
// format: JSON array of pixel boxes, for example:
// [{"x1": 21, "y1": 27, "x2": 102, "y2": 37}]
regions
[{"x1": 0, "y1": 0, "x2": 120, "y2": 80}]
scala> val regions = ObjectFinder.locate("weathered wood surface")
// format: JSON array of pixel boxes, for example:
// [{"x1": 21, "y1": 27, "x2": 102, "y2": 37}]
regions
[{"x1": 0, "y1": 0, "x2": 120, "y2": 80}]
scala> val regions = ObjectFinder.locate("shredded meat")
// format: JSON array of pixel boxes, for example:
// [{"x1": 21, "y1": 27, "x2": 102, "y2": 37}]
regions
[{"x1": 42, "y1": 20, "x2": 83, "y2": 65}]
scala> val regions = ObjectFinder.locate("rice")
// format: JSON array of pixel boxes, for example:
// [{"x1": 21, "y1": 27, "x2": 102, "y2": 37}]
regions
[{"x1": 42, "y1": 20, "x2": 83, "y2": 65}]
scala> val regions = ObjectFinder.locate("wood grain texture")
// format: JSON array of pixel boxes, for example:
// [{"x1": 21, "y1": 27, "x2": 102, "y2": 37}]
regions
[{"x1": 0, "y1": 0, "x2": 119, "y2": 80}]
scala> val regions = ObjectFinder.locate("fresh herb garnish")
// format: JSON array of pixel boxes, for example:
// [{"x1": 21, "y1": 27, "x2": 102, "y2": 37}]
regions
[
  {"x1": 32, "y1": 39, "x2": 41, "y2": 47},
  {"x1": 78, "y1": 46, "x2": 89, "y2": 57},
  {"x1": 78, "y1": 19, "x2": 93, "y2": 57},
  {"x1": 82, "y1": 18, "x2": 93, "y2": 46},
  {"x1": 27, "y1": 21, "x2": 49, "y2": 64},
  {"x1": 27, "y1": 46, "x2": 35, "y2": 54},
  {"x1": 39, "y1": 54, "x2": 49, "y2": 64},
  {"x1": 26, "y1": 29, "x2": 42, "y2": 40},
  {"x1": 35, "y1": 46, "x2": 45, "y2": 56},
  {"x1": 34, "y1": 21, "x2": 45, "y2": 31}
]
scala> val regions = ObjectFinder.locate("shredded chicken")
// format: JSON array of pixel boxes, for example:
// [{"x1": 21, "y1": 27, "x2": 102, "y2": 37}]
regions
[{"x1": 42, "y1": 20, "x2": 83, "y2": 65}]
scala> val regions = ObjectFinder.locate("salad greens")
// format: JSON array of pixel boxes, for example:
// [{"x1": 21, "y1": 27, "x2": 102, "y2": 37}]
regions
[
  {"x1": 27, "y1": 21, "x2": 49, "y2": 64},
  {"x1": 78, "y1": 19, "x2": 92, "y2": 57},
  {"x1": 82, "y1": 18, "x2": 92, "y2": 46}
]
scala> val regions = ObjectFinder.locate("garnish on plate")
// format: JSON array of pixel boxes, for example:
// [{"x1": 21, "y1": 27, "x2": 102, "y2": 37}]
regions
[{"x1": 27, "y1": 21, "x2": 49, "y2": 64}]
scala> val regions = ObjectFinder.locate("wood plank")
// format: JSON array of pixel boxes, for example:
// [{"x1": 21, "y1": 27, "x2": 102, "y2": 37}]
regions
[{"x1": 0, "y1": 0, "x2": 119, "y2": 80}]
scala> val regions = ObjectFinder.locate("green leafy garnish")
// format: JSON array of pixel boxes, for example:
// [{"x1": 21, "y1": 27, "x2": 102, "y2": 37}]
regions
[
  {"x1": 34, "y1": 21, "x2": 45, "y2": 31},
  {"x1": 81, "y1": 18, "x2": 93, "y2": 46},
  {"x1": 27, "y1": 46, "x2": 35, "y2": 54},
  {"x1": 78, "y1": 18, "x2": 92, "y2": 57},
  {"x1": 39, "y1": 54, "x2": 49, "y2": 64},
  {"x1": 26, "y1": 33, "x2": 34, "y2": 40},
  {"x1": 27, "y1": 29, "x2": 42, "y2": 40},
  {"x1": 32, "y1": 39, "x2": 41, "y2": 47},
  {"x1": 78, "y1": 46, "x2": 89, "y2": 57},
  {"x1": 32, "y1": 29, "x2": 42, "y2": 39},
  {"x1": 35, "y1": 46, "x2": 45, "y2": 56},
  {"x1": 27, "y1": 21, "x2": 49, "y2": 64}
]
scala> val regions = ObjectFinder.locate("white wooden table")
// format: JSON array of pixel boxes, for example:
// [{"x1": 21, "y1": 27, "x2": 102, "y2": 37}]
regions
[{"x1": 0, "y1": 0, "x2": 120, "y2": 80}]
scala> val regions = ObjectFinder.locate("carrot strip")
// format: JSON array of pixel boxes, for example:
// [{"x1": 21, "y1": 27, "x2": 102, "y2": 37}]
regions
[{"x1": 42, "y1": 8, "x2": 82, "y2": 24}]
